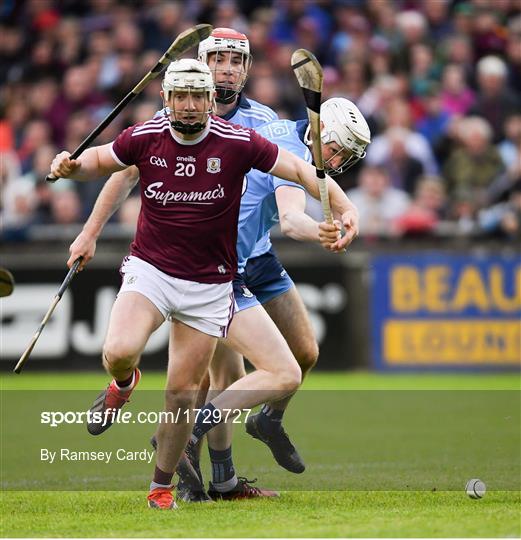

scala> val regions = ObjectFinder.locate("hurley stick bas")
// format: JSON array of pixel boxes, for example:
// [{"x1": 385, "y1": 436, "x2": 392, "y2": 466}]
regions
[
  {"x1": 13, "y1": 258, "x2": 83, "y2": 374},
  {"x1": 291, "y1": 48, "x2": 332, "y2": 224},
  {"x1": 46, "y1": 23, "x2": 212, "y2": 183}
]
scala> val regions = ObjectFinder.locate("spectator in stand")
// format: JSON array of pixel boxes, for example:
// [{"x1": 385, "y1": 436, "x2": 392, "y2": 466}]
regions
[
  {"x1": 452, "y1": 2, "x2": 474, "y2": 37},
  {"x1": 498, "y1": 115, "x2": 521, "y2": 173},
  {"x1": 498, "y1": 185, "x2": 521, "y2": 239},
  {"x1": 438, "y1": 34, "x2": 475, "y2": 83},
  {"x1": 0, "y1": 149, "x2": 35, "y2": 241},
  {"x1": 0, "y1": 150, "x2": 22, "y2": 204},
  {"x1": 421, "y1": 0, "x2": 454, "y2": 42},
  {"x1": 0, "y1": 25, "x2": 23, "y2": 85},
  {"x1": 50, "y1": 189, "x2": 81, "y2": 225},
  {"x1": 213, "y1": 0, "x2": 249, "y2": 33},
  {"x1": 87, "y1": 30, "x2": 119, "y2": 91},
  {"x1": 443, "y1": 116, "x2": 504, "y2": 208},
  {"x1": 329, "y1": 8, "x2": 371, "y2": 66},
  {"x1": 16, "y1": 119, "x2": 52, "y2": 174},
  {"x1": 142, "y1": 2, "x2": 184, "y2": 53},
  {"x1": 358, "y1": 74, "x2": 404, "y2": 132},
  {"x1": 485, "y1": 115, "x2": 521, "y2": 207},
  {"x1": 18, "y1": 145, "x2": 59, "y2": 225},
  {"x1": 45, "y1": 65, "x2": 109, "y2": 146},
  {"x1": 394, "y1": 176, "x2": 447, "y2": 236},
  {"x1": 366, "y1": 98, "x2": 438, "y2": 175},
  {"x1": 367, "y1": 35, "x2": 393, "y2": 80},
  {"x1": 416, "y1": 84, "x2": 451, "y2": 152},
  {"x1": 479, "y1": 182, "x2": 521, "y2": 239},
  {"x1": 394, "y1": 10, "x2": 428, "y2": 72},
  {"x1": 27, "y1": 78, "x2": 58, "y2": 119},
  {"x1": 336, "y1": 55, "x2": 369, "y2": 103},
  {"x1": 409, "y1": 43, "x2": 440, "y2": 98},
  {"x1": 54, "y1": 17, "x2": 82, "y2": 68},
  {"x1": 450, "y1": 190, "x2": 477, "y2": 236},
  {"x1": 506, "y1": 16, "x2": 521, "y2": 93},
  {"x1": 21, "y1": 38, "x2": 62, "y2": 81},
  {"x1": 439, "y1": 63, "x2": 476, "y2": 117},
  {"x1": 471, "y1": 8, "x2": 508, "y2": 59},
  {"x1": 346, "y1": 165, "x2": 410, "y2": 236},
  {"x1": 378, "y1": 127, "x2": 424, "y2": 194},
  {"x1": 470, "y1": 55, "x2": 520, "y2": 143},
  {"x1": 369, "y1": 0, "x2": 402, "y2": 53},
  {"x1": 269, "y1": 0, "x2": 333, "y2": 58}
]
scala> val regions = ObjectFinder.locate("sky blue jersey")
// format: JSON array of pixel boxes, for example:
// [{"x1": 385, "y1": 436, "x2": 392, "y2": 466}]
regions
[
  {"x1": 223, "y1": 93, "x2": 278, "y2": 127},
  {"x1": 237, "y1": 119, "x2": 311, "y2": 272}
]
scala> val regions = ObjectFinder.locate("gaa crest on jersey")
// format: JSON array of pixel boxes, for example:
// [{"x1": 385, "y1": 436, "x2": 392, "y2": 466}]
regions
[{"x1": 207, "y1": 157, "x2": 221, "y2": 174}]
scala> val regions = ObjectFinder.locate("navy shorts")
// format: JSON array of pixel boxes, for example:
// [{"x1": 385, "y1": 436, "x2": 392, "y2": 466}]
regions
[{"x1": 233, "y1": 248, "x2": 294, "y2": 311}]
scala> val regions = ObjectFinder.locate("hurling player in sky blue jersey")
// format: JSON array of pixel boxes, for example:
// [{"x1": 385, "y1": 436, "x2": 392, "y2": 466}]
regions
[{"x1": 203, "y1": 98, "x2": 371, "y2": 498}]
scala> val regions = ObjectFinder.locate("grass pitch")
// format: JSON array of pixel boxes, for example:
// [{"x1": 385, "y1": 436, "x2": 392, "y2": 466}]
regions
[{"x1": 1, "y1": 371, "x2": 519, "y2": 538}]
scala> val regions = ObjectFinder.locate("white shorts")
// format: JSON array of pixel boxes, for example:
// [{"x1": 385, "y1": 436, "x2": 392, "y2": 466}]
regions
[{"x1": 118, "y1": 256, "x2": 235, "y2": 337}]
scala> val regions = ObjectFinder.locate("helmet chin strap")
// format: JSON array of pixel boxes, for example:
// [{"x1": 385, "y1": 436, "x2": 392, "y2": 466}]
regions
[{"x1": 169, "y1": 120, "x2": 206, "y2": 134}]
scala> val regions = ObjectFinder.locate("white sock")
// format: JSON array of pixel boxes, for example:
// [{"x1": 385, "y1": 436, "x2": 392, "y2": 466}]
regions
[
  {"x1": 150, "y1": 481, "x2": 173, "y2": 490},
  {"x1": 115, "y1": 370, "x2": 135, "y2": 392}
]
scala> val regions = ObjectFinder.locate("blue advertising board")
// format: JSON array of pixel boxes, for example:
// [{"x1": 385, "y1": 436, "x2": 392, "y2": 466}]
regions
[{"x1": 371, "y1": 253, "x2": 521, "y2": 370}]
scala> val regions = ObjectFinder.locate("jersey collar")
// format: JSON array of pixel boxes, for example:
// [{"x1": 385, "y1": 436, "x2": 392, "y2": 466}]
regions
[
  {"x1": 169, "y1": 120, "x2": 211, "y2": 145},
  {"x1": 221, "y1": 93, "x2": 251, "y2": 121}
]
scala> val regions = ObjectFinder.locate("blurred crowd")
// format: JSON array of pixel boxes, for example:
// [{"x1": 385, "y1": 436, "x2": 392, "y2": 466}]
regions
[{"x1": 1, "y1": 0, "x2": 520, "y2": 242}]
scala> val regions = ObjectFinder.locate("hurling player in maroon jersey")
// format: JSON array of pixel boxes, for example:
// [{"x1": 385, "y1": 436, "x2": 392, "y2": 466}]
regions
[
  {"x1": 67, "y1": 28, "x2": 282, "y2": 501},
  {"x1": 50, "y1": 59, "x2": 358, "y2": 509}
]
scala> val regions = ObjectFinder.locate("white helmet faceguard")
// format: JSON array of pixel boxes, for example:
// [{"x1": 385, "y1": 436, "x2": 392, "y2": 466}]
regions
[
  {"x1": 198, "y1": 27, "x2": 252, "y2": 104},
  {"x1": 162, "y1": 58, "x2": 216, "y2": 134},
  {"x1": 306, "y1": 97, "x2": 371, "y2": 176}
]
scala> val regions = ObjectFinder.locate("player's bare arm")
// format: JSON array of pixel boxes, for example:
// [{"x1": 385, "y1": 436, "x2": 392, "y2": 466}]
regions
[
  {"x1": 275, "y1": 185, "x2": 340, "y2": 250},
  {"x1": 50, "y1": 143, "x2": 125, "y2": 181},
  {"x1": 271, "y1": 148, "x2": 359, "y2": 250},
  {"x1": 68, "y1": 166, "x2": 140, "y2": 270}
]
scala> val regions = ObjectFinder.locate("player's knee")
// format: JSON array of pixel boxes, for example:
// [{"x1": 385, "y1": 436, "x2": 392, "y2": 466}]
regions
[
  {"x1": 163, "y1": 388, "x2": 197, "y2": 412},
  {"x1": 102, "y1": 340, "x2": 138, "y2": 373},
  {"x1": 295, "y1": 340, "x2": 319, "y2": 373},
  {"x1": 278, "y1": 363, "x2": 302, "y2": 393}
]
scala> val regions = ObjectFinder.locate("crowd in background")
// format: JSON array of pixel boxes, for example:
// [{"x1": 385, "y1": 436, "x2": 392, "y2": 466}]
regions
[{"x1": 1, "y1": 0, "x2": 520, "y2": 242}]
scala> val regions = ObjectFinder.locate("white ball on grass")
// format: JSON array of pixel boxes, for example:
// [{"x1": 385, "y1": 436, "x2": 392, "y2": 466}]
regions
[{"x1": 466, "y1": 478, "x2": 486, "y2": 499}]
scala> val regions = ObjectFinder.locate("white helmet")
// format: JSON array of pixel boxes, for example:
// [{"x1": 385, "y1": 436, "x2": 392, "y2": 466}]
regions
[
  {"x1": 162, "y1": 58, "x2": 215, "y2": 134},
  {"x1": 315, "y1": 97, "x2": 371, "y2": 175},
  {"x1": 198, "y1": 27, "x2": 252, "y2": 104}
]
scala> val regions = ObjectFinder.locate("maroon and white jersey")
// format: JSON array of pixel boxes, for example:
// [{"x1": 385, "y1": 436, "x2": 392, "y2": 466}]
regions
[{"x1": 111, "y1": 115, "x2": 279, "y2": 283}]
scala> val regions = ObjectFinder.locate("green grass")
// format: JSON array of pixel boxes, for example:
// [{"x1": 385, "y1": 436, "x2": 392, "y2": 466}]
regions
[
  {"x1": 2, "y1": 491, "x2": 519, "y2": 538},
  {"x1": 1, "y1": 371, "x2": 520, "y2": 538}
]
